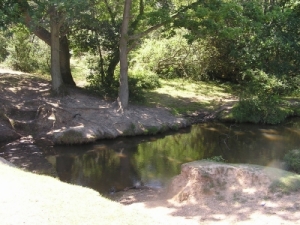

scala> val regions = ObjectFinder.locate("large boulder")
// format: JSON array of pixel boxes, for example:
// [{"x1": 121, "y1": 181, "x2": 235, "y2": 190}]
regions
[{"x1": 168, "y1": 161, "x2": 300, "y2": 203}]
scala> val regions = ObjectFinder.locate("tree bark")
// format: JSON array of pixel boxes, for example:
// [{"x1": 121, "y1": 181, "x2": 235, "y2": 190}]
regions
[
  {"x1": 118, "y1": 0, "x2": 131, "y2": 110},
  {"x1": 106, "y1": 50, "x2": 120, "y2": 86},
  {"x1": 60, "y1": 36, "x2": 76, "y2": 86},
  {"x1": 50, "y1": 8, "x2": 63, "y2": 93},
  {"x1": 23, "y1": 8, "x2": 75, "y2": 86}
]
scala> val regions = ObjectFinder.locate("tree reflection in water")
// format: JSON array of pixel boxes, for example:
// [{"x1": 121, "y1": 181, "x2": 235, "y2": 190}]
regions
[{"x1": 50, "y1": 119, "x2": 300, "y2": 195}]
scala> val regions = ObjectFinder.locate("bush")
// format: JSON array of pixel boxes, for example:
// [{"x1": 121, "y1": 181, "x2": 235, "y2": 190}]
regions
[
  {"x1": 130, "y1": 29, "x2": 217, "y2": 80},
  {"x1": 4, "y1": 26, "x2": 50, "y2": 73},
  {"x1": 0, "y1": 33, "x2": 8, "y2": 62},
  {"x1": 284, "y1": 149, "x2": 300, "y2": 174},
  {"x1": 87, "y1": 65, "x2": 160, "y2": 103},
  {"x1": 232, "y1": 97, "x2": 289, "y2": 124},
  {"x1": 129, "y1": 69, "x2": 160, "y2": 90},
  {"x1": 232, "y1": 70, "x2": 290, "y2": 124}
]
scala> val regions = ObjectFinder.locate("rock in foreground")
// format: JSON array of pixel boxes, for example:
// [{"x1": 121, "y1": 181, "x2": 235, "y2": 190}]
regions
[{"x1": 168, "y1": 161, "x2": 300, "y2": 203}]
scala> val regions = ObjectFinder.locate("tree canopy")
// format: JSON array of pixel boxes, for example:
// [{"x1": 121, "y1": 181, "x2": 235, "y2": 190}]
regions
[{"x1": 1, "y1": 0, "x2": 299, "y2": 112}]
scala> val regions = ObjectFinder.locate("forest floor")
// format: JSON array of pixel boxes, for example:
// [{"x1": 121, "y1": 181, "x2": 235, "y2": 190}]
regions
[{"x1": 1, "y1": 68, "x2": 300, "y2": 224}]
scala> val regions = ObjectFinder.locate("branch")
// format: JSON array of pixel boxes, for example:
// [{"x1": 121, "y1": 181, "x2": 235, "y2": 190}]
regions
[
  {"x1": 129, "y1": 22, "x2": 164, "y2": 40},
  {"x1": 23, "y1": 10, "x2": 51, "y2": 45},
  {"x1": 104, "y1": 0, "x2": 117, "y2": 26},
  {"x1": 128, "y1": 0, "x2": 201, "y2": 41}
]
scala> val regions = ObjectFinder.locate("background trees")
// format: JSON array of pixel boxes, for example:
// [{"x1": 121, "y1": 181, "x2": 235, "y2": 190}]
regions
[
  {"x1": 1, "y1": 0, "x2": 91, "y2": 92},
  {"x1": 1, "y1": 0, "x2": 299, "y2": 116}
]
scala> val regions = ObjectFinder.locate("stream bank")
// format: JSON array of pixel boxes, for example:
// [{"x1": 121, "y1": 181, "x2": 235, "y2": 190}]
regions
[{"x1": 0, "y1": 68, "x2": 226, "y2": 174}]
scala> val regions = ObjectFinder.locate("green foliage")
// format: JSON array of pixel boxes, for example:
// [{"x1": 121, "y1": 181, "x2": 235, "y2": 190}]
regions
[
  {"x1": 5, "y1": 27, "x2": 38, "y2": 72},
  {"x1": 284, "y1": 149, "x2": 300, "y2": 174},
  {"x1": 131, "y1": 29, "x2": 217, "y2": 80},
  {"x1": 143, "y1": 126, "x2": 160, "y2": 135},
  {"x1": 0, "y1": 33, "x2": 8, "y2": 62},
  {"x1": 232, "y1": 70, "x2": 291, "y2": 124},
  {"x1": 128, "y1": 70, "x2": 160, "y2": 103},
  {"x1": 4, "y1": 26, "x2": 50, "y2": 73},
  {"x1": 204, "y1": 156, "x2": 226, "y2": 163},
  {"x1": 270, "y1": 174, "x2": 300, "y2": 193},
  {"x1": 174, "y1": 0, "x2": 300, "y2": 84},
  {"x1": 87, "y1": 64, "x2": 160, "y2": 103},
  {"x1": 129, "y1": 69, "x2": 160, "y2": 90}
]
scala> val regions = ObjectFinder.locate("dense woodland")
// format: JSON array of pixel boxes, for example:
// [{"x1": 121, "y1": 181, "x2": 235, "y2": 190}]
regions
[{"x1": 0, "y1": 0, "x2": 300, "y2": 123}]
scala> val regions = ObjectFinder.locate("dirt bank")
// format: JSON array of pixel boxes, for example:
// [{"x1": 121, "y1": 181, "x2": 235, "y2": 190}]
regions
[
  {"x1": 0, "y1": 68, "x2": 190, "y2": 173},
  {"x1": 2, "y1": 68, "x2": 300, "y2": 224},
  {"x1": 0, "y1": 68, "x2": 188, "y2": 144}
]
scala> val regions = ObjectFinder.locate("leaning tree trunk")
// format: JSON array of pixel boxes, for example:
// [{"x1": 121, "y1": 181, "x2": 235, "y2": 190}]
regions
[
  {"x1": 60, "y1": 36, "x2": 76, "y2": 86},
  {"x1": 23, "y1": 10, "x2": 75, "y2": 86},
  {"x1": 118, "y1": 0, "x2": 132, "y2": 110},
  {"x1": 50, "y1": 8, "x2": 63, "y2": 93}
]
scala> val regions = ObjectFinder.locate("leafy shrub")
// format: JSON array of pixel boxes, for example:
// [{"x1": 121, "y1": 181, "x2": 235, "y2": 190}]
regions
[
  {"x1": 232, "y1": 97, "x2": 289, "y2": 124},
  {"x1": 87, "y1": 65, "x2": 160, "y2": 103},
  {"x1": 5, "y1": 27, "x2": 38, "y2": 72},
  {"x1": 284, "y1": 149, "x2": 300, "y2": 174},
  {"x1": 128, "y1": 69, "x2": 161, "y2": 103},
  {"x1": 129, "y1": 69, "x2": 160, "y2": 90},
  {"x1": 130, "y1": 29, "x2": 217, "y2": 80},
  {"x1": 0, "y1": 33, "x2": 8, "y2": 62},
  {"x1": 4, "y1": 26, "x2": 50, "y2": 73},
  {"x1": 232, "y1": 70, "x2": 290, "y2": 124},
  {"x1": 205, "y1": 155, "x2": 226, "y2": 162}
]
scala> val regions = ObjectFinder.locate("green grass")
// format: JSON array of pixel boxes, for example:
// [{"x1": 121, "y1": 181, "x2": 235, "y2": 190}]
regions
[
  {"x1": 142, "y1": 79, "x2": 236, "y2": 115},
  {"x1": 269, "y1": 174, "x2": 300, "y2": 194},
  {"x1": 2, "y1": 61, "x2": 238, "y2": 117},
  {"x1": 70, "y1": 56, "x2": 90, "y2": 86}
]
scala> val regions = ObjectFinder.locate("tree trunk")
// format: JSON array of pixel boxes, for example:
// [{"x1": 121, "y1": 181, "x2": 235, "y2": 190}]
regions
[
  {"x1": 23, "y1": 9, "x2": 75, "y2": 86},
  {"x1": 118, "y1": 0, "x2": 131, "y2": 110},
  {"x1": 60, "y1": 36, "x2": 76, "y2": 86},
  {"x1": 106, "y1": 50, "x2": 120, "y2": 86},
  {"x1": 50, "y1": 8, "x2": 63, "y2": 93}
]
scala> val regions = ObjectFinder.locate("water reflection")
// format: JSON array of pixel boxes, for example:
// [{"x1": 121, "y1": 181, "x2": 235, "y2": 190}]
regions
[{"x1": 47, "y1": 119, "x2": 300, "y2": 195}]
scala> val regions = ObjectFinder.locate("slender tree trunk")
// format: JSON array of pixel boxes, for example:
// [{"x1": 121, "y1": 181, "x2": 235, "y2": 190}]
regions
[
  {"x1": 60, "y1": 36, "x2": 76, "y2": 86},
  {"x1": 118, "y1": 0, "x2": 131, "y2": 110},
  {"x1": 50, "y1": 8, "x2": 63, "y2": 93}
]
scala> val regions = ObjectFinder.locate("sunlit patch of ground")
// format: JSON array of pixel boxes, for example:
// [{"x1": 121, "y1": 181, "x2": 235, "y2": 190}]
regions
[{"x1": 144, "y1": 79, "x2": 238, "y2": 115}]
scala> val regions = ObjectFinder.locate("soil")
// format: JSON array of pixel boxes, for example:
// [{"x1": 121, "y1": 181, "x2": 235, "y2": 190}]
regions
[
  {"x1": 1, "y1": 68, "x2": 300, "y2": 225},
  {"x1": 0, "y1": 67, "x2": 187, "y2": 173}
]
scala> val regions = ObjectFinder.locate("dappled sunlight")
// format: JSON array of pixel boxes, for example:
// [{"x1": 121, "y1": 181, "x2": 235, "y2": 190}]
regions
[
  {"x1": 145, "y1": 78, "x2": 238, "y2": 115},
  {"x1": 242, "y1": 188, "x2": 257, "y2": 194},
  {"x1": 286, "y1": 127, "x2": 300, "y2": 135},
  {"x1": 261, "y1": 133, "x2": 284, "y2": 141},
  {"x1": 130, "y1": 170, "x2": 300, "y2": 224}
]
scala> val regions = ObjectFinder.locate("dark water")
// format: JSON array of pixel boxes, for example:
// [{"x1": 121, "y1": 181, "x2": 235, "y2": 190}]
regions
[{"x1": 47, "y1": 118, "x2": 300, "y2": 195}]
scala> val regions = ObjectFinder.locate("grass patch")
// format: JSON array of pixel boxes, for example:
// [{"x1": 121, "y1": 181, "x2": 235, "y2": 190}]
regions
[
  {"x1": 142, "y1": 79, "x2": 236, "y2": 115},
  {"x1": 269, "y1": 174, "x2": 300, "y2": 194},
  {"x1": 70, "y1": 56, "x2": 90, "y2": 86}
]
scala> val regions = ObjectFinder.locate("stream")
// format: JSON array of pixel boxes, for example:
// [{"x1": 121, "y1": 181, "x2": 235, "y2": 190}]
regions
[{"x1": 47, "y1": 118, "x2": 300, "y2": 195}]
